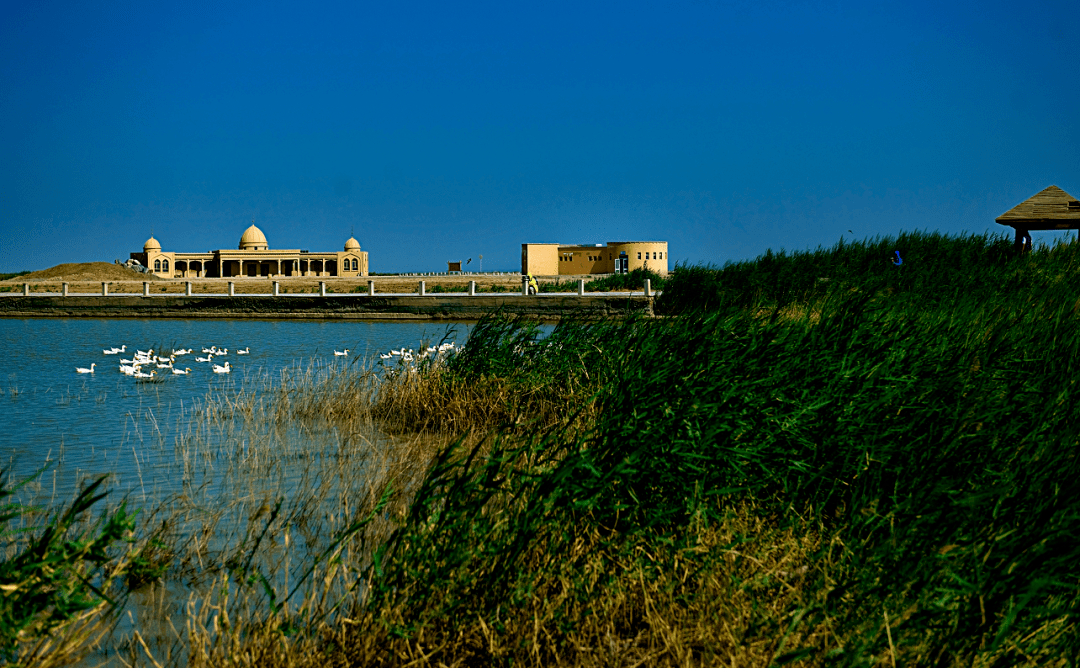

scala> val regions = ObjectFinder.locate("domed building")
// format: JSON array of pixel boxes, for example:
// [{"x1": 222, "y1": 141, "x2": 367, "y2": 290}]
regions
[
  {"x1": 239, "y1": 224, "x2": 269, "y2": 251},
  {"x1": 131, "y1": 223, "x2": 369, "y2": 278}
]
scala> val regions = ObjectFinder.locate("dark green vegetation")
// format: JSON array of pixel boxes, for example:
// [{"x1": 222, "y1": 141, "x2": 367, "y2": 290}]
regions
[
  {"x1": 0, "y1": 470, "x2": 146, "y2": 668},
  {"x1": 426, "y1": 282, "x2": 510, "y2": 293},
  {"x1": 0, "y1": 272, "x2": 31, "y2": 282},
  {"x1": 656, "y1": 229, "x2": 1019, "y2": 314},
  {"x1": 349, "y1": 232, "x2": 1079, "y2": 665},
  {"x1": 7, "y1": 231, "x2": 1080, "y2": 666},
  {"x1": 537, "y1": 267, "x2": 666, "y2": 292}
]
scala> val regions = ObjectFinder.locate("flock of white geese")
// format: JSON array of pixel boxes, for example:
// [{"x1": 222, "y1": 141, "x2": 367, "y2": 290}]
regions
[
  {"x1": 75, "y1": 342, "x2": 437, "y2": 378},
  {"x1": 76, "y1": 344, "x2": 253, "y2": 379},
  {"x1": 377, "y1": 342, "x2": 456, "y2": 371}
]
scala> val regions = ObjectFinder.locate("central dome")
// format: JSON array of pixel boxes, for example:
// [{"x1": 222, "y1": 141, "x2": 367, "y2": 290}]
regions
[
  {"x1": 344, "y1": 236, "x2": 360, "y2": 251},
  {"x1": 144, "y1": 236, "x2": 161, "y2": 252},
  {"x1": 239, "y1": 224, "x2": 268, "y2": 250}
]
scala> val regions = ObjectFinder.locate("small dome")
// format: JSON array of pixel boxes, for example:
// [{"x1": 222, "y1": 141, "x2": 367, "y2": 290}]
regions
[
  {"x1": 239, "y1": 224, "x2": 268, "y2": 250},
  {"x1": 344, "y1": 236, "x2": 360, "y2": 251},
  {"x1": 143, "y1": 236, "x2": 161, "y2": 252}
]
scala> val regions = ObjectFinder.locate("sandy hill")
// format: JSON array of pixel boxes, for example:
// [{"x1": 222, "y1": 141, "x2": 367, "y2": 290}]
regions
[{"x1": 5, "y1": 262, "x2": 164, "y2": 282}]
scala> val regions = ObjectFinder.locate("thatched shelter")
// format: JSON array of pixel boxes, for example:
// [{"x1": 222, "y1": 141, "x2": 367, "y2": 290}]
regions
[{"x1": 996, "y1": 185, "x2": 1080, "y2": 250}]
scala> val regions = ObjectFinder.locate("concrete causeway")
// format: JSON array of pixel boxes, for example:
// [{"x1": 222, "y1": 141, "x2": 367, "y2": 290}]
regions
[{"x1": 0, "y1": 293, "x2": 655, "y2": 320}]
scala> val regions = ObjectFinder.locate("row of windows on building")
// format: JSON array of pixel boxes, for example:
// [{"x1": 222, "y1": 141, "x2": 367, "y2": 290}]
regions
[
  {"x1": 345, "y1": 258, "x2": 360, "y2": 271},
  {"x1": 154, "y1": 259, "x2": 170, "y2": 272},
  {"x1": 560, "y1": 252, "x2": 665, "y2": 262}
]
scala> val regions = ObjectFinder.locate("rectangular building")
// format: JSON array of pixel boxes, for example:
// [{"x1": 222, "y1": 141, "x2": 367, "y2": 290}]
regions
[{"x1": 522, "y1": 241, "x2": 669, "y2": 276}]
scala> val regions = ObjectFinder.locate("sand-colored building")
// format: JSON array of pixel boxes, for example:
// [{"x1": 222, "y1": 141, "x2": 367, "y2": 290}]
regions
[
  {"x1": 131, "y1": 224, "x2": 369, "y2": 279},
  {"x1": 522, "y1": 241, "x2": 668, "y2": 276}
]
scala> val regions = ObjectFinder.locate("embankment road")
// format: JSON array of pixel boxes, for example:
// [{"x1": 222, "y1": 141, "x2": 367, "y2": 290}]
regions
[{"x1": 0, "y1": 293, "x2": 654, "y2": 320}]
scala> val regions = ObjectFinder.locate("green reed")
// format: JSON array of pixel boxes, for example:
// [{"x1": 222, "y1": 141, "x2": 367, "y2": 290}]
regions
[
  {"x1": 0, "y1": 470, "x2": 140, "y2": 667},
  {"x1": 356, "y1": 232, "x2": 1080, "y2": 665}
]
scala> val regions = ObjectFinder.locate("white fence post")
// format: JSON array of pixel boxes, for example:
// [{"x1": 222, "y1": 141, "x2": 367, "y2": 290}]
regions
[
  {"x1": 469, "y1": 280, "x2": 476, "y2": 296},
  {"x1": 643, "y1": 278, "x2": 651, "y2": 298},
  {"x1": 578, "y1": 279, "x2": 585, "y2": 296},
  {"x1": 101, "y1": 282, "x2": 108, "y2": 296},
  {"x1": 319, "y1": 282, "x2": 326, "y2": 297},
  {"x1": 522, "y1": 276, "x2": 529, "y2": 296},
  {"x1": 23, "y1": 283, "x2": 29, "y2": 296},
  {"x1": 419, "y1": 280, "x2": 426, "y2": 296},
  {"x1": 186, "y1": 282, "x2": 192, "y2": 296},
  {"x1": 368, "y1": 280, "x2": 375, "y2": 296},
  {"x1": 62, "y1": 283, "x2": 68, "y2": 297},
  {"x1": 143, "y1": 282, "x2": 150, "y2": 297},
  {"x1": 229, "y1": 282, "x2": 235, "y2": 297},
  {"x1": 273, "y1": 281, "x2": 279, "y2": 296}
]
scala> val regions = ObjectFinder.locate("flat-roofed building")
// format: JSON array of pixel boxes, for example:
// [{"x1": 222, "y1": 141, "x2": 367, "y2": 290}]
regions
[
  {"x1": 131, "y1": 224, "x2": 369, "y2": 279},
  {"x1": 522, "y1": 241, "x2": 668, "y2": 276}
]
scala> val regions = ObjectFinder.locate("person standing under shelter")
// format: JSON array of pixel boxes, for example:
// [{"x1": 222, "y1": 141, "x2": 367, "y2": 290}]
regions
[{"x1": 1014, "y1": 228, "x2": 1032, "y2": 253}]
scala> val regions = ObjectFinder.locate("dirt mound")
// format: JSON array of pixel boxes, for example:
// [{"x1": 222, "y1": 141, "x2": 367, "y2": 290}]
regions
[{"x1": 6, "y1": 262, "x2": 163, "y2": 282}]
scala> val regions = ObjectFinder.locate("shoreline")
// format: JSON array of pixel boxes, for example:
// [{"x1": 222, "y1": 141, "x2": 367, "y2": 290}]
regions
[{"x1": 0, "y1": 293, "x2": 654, "y2": 320}]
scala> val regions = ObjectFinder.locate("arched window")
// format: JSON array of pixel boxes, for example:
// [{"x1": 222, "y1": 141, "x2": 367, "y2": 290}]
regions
[
  {"x1": 162, "y1": 259, "x2": 169, "y2": 272},
  {"x1": 352, "y1": 258, "x2": 358, "y2": 271},
  {"x1": 154, "y1": 259, "x2": 161, "y2": 271}
]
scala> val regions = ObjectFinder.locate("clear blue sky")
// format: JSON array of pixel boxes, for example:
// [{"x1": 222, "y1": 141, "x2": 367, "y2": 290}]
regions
[{"x1": 2, "y1": 0, "x2": 1077, "y2": 273}]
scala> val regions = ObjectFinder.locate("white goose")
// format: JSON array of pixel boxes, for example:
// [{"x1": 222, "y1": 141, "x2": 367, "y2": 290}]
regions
[
  {"x1": 103, "y1": 345, "x2": 125, "y2": 355},
  {"x1": 212, "y1": 361, "x2": 231, "y2": 374},
  {"x1": 236, "y1": 347, "x2": 250, "y2": 355},
  {"x1": 195, "y1": 354, "x2": 213, "y2": 363},
  {"x1": 76, "y1": 363, "x2": 96, "y2": 374},
  {"x1": 172, "y1": 367, "x2": 192, "y2": 375},
  {"x1": 134, "y1": 369, "x2": 157, "y2": 379},
  {"x1": 334, "y1": 349, "x2": 349, "y2": 356}
]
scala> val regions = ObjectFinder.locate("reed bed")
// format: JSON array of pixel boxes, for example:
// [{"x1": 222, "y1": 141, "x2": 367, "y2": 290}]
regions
[{"x1": 6, "y1": 230, "x2": 1080, "y2": 666}]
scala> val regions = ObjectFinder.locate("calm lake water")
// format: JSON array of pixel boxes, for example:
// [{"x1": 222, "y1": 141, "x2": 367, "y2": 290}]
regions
[
  {"x1": 0, "y1": 317, "x2": 471, "y2": 502},
  {"x1": 2, "y1": 317, "x2": 485, "y2": 663}
]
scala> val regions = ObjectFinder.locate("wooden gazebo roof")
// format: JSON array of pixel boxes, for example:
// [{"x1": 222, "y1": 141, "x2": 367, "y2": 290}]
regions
[{"x1": 996, "y1": 185, "x2": 1080, "y2": 230}]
